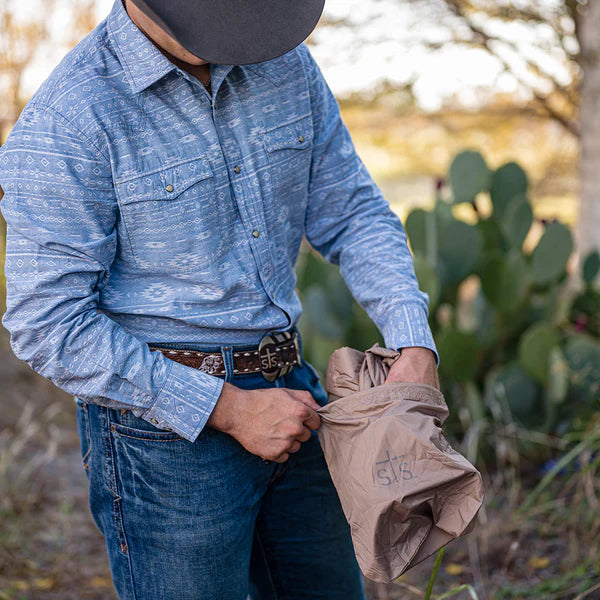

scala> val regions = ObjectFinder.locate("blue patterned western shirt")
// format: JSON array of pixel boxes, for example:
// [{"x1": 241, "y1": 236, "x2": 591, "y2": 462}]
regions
[{"x1": 0, "y1": 0, "x2": 438, "y2": 442}]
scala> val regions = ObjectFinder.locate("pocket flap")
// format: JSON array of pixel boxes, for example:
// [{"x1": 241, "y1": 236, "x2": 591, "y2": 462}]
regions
[
  {"x1": 262, "y1": 115, "x2": 314, "y2": 152},
  {"x1": 115, "y1": 155, "x2": 213, "y2": 205}
]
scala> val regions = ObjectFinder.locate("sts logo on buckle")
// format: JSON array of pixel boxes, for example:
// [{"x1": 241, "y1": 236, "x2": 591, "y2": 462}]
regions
[{"x1": 258, "y1": 330, "x2": 301, "y2": 382}]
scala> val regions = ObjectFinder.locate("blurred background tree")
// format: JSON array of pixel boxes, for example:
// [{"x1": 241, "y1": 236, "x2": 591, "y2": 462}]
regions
[
  {"x1": 406, "y1": 0, "x2": 600, "y2": 269},
  {"x1": 0, "y1": 0, "x2": 99, "y2": 254},
  {"x1": 316, "y1": 0, "x2": 599, "y2": 258},
  {"x1": 0, "y1": 0, "x2": 99, "y2": 139}
]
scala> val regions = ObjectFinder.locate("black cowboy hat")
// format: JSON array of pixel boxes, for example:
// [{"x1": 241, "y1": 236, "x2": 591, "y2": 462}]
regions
[{"x1": 129, "y1": 0, "x2": 326, "y2": 65}]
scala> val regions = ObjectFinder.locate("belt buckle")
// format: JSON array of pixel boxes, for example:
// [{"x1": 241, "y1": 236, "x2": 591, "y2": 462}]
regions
[{"x1": 258, "y1": 329, "x2": 301, "y2": 382}]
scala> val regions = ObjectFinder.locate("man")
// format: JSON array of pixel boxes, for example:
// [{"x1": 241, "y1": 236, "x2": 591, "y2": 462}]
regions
[{"x1": 0, "y1": 0, "x2": 440, "y2": 598}]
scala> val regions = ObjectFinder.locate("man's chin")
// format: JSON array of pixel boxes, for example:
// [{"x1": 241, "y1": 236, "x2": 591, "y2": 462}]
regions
[
  {"x1": 179, "y1": 52, "x2": 208, "y2": 66},
  {"x1": 189, "y1": 58, "x2": 209, "y2": 66}
]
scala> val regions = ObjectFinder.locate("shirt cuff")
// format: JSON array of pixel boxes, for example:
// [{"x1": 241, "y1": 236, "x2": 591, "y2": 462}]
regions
[
  {"x1": 133, "y1": 358, "x2": 225, "y2": 442},
  {"x1": 381, "y1": 301, "x2": 440, "y2": 367}
]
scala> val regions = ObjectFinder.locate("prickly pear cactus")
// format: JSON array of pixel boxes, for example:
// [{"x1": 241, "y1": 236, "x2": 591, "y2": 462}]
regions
[
  {"x1": 296, "y1": 147, "x2": 594, "y2": 451},
  {"x1": 480, "y1": 249, "x2": 528, "y2": 312},
  {"x1": 530, "y1": 222, "x2": 573, "y2": 286},
  {"x1": 563, "y1": 335, "x2": 600, "y2": 405},
  {"x1": 518, "y1": 322, "x2": 561, "y2": 385},
  {"x1": 449, "y1": 150, "x2": 490, "y2": 204},
  {"x1": 582, "y1": 249, "x2": 600, "y2": 286},
  {"x1": 500, "y1": 195, "x2": 533, "y2": 249},
  {"x1": 490, "y1": 161, "x2": 528, "y2": 221}
]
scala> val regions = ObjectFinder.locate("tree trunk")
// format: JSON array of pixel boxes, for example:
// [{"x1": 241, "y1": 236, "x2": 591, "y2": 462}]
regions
[{"x1": 577, "y1": 1, "x2": 600, "y2": 266}]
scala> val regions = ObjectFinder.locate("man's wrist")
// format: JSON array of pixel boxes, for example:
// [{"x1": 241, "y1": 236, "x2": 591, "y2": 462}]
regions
[
  {"x1": 396, "y1": 346, "x2": 437, "y2": 362},
  {"x1": 206, "y1": 382, "x2": 246, "y2": 435}
]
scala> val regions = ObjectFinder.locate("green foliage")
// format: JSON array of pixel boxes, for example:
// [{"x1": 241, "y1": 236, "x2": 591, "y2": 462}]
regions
[
  {"x1": 500, "y1": 195, "x2": 533, "y2": 249},
  {"x1": 518, "y1": 322, "x2": 560, "y2": 385},
  {"x1": 295, "y1": 249, "x2": 383, "y2": 379},
  {"x1": 449, "y1": 150, "x2": 490, "y2": 204},
  {"x1": 563, "y1": 334, "x2": 600, "y2": 405},
  {"x1": 530, "y1": 221, "x2": 573, "y2": 285},
  {"x1": 295, "y1": 148, "x2": 599, "y2": 458},
  {"x1": 570, "y1": 249, "x2": 600, "y2": 338},
  {"x1": 490, "y1": 161, "x2": 528, "y2": 221},
  {"x1": 403, "y1": 149, "x2": 598, "y2": 437},
  {"x1": 480, "y1": 249, "x2": 528, "y2": 312},
  {"x1": 437, "y1": 218, "x2": 483, "y2": 286},
  {"x1": 485, "y1": 362, "x2": 541, "y2": 428},
  {"x1": 582, "y1": 249, "x2": 600, "y2": 285},
  {"x1": 413, "y1": 255, "x2": 441, "y2": 308},
  {"x1": 437, "y1": 327, "x2": 480, "y2": 382}
]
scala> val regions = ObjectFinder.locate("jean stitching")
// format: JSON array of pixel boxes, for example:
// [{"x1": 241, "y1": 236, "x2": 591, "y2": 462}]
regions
[
  {"x1": 81, "y1": 445, "x2": 92, "y2": 468},
  {"x1": 111, "y1": 431, "x2": 184, "y2": 442},
  {"x1": 79, "y1": 402, "x2": 93, "y2": 471},
  {"x1": 106, "y1": 410, "x2": 139, "y2": 599},
  {"x1": 99, "y1": 408, "x2": 120, "y2": 499}
]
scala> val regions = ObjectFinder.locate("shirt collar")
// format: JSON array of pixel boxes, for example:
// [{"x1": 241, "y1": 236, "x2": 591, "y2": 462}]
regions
[
  {"x1": 107, "y1": 0, "x2": 234, "y2": 95},
  {"x1": 107, "y1": 0, "x2": 174, "y2": 94}
]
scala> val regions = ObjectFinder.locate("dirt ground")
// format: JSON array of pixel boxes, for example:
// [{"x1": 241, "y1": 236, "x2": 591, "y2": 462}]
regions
[{"x1": 0, "y1": 331, "x2": 598, "y2": 600}]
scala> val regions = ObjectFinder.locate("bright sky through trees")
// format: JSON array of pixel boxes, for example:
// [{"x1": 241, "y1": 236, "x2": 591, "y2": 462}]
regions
[{"x1": 9, "y1": 0, "x2": 574, "y2": 112}]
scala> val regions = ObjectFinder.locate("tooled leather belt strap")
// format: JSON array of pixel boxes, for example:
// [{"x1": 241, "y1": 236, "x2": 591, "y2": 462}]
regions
[{"x1": 148, "y1": 329, "x2": 302, "y2": 382}]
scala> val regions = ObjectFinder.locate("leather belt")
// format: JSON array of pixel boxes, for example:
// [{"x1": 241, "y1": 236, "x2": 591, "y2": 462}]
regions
[{"x1": 148, "y1": 329, "x2": 302, "y2": 382}]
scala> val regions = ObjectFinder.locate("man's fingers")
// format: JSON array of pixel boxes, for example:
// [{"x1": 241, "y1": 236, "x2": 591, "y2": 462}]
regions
[
  {"x1": 289, "y1": 439, "x2": 302, "y2": 453},
  {"x1": 303, "y1": 410, "x2": 321, "y2": 431},
  {"x1": 290, "y1": 425, "x2": 312, "y2": 443},
  {"x1": 299, "y1": 425, "x2": 312, "y2": 442},
  {"x1": 291, "y1": 396, "x2": 322, "y2": 431},
  {"x1": 286, "y1": 389, "x2": 321, "y2": 412},
  {"x1": 282, "y1": 390, "x2": 321, "y2": 431}
]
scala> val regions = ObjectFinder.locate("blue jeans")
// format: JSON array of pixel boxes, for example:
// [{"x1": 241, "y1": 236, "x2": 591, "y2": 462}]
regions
[{"x1": 74, "y1": 336, "x2": 367, "y2": 600}]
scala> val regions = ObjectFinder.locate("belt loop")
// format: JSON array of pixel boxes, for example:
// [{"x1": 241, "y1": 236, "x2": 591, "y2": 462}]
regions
[
  {"x1": 294, "y1": 326, "x2": 304, "y2": 358},
  {"x1": 220, "y1": 346, "x2": 234, "y2": 382}
]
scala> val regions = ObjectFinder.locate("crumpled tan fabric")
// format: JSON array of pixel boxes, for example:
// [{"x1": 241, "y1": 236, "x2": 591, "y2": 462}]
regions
[{"x1": 315, "y1": 342, "x2": 485, "y2": 583}]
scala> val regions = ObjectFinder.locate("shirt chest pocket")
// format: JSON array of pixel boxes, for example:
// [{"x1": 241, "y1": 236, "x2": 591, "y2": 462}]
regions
[
  {"x1": 261, "y1": 114, "x2": 314, "y2": 213},
  {"x1": 114, "y1": 155, "x2": 221, "y2": 273}
]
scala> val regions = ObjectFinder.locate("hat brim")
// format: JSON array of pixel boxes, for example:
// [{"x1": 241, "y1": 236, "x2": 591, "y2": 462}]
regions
[{"x1": 129, "y1": 0, "x2": 326, "y2": 65}]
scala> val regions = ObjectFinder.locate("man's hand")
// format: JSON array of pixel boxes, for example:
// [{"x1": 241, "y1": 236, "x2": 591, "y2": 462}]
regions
[
  {"x1": 206, "y1": 383, "x2": 322, "y2": 463},
  {"x1": 384, "y1": 346, "x2": 440, "y2": 389}
]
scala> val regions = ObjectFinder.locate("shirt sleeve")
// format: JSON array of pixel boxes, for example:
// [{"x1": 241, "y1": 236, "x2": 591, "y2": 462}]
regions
[
  {"x1": 0, "y1": 102, "x2": 224, "y2": 442},
  {"x1": 296, "y1": 43, "x2": 439, "y2": 366}
]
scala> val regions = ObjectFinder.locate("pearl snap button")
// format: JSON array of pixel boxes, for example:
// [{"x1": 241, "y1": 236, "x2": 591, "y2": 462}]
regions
[
  {"x1": 298, "y1": 136, "x2": 304, "y2": 142},
  {"x1": 234, "y1": 165, "x2": 241, "y2": 174},
  {"x1": 252, "y1": 230, "x2": 260, "y2": 238},
  {"x1": 165, "y1": 184, "x2": 174, "y2": 192}
]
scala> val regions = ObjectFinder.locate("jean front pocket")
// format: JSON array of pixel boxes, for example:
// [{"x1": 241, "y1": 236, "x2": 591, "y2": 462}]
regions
[
  {"x1": 108, "y1": 408, "x2": 226, "y2": 501},
  {"x1": 107, "y1": 407, "x2": 190, "y2": 442},
  {"x1": 114, "y1": 154, "x2": 223, "y2": 274}
]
